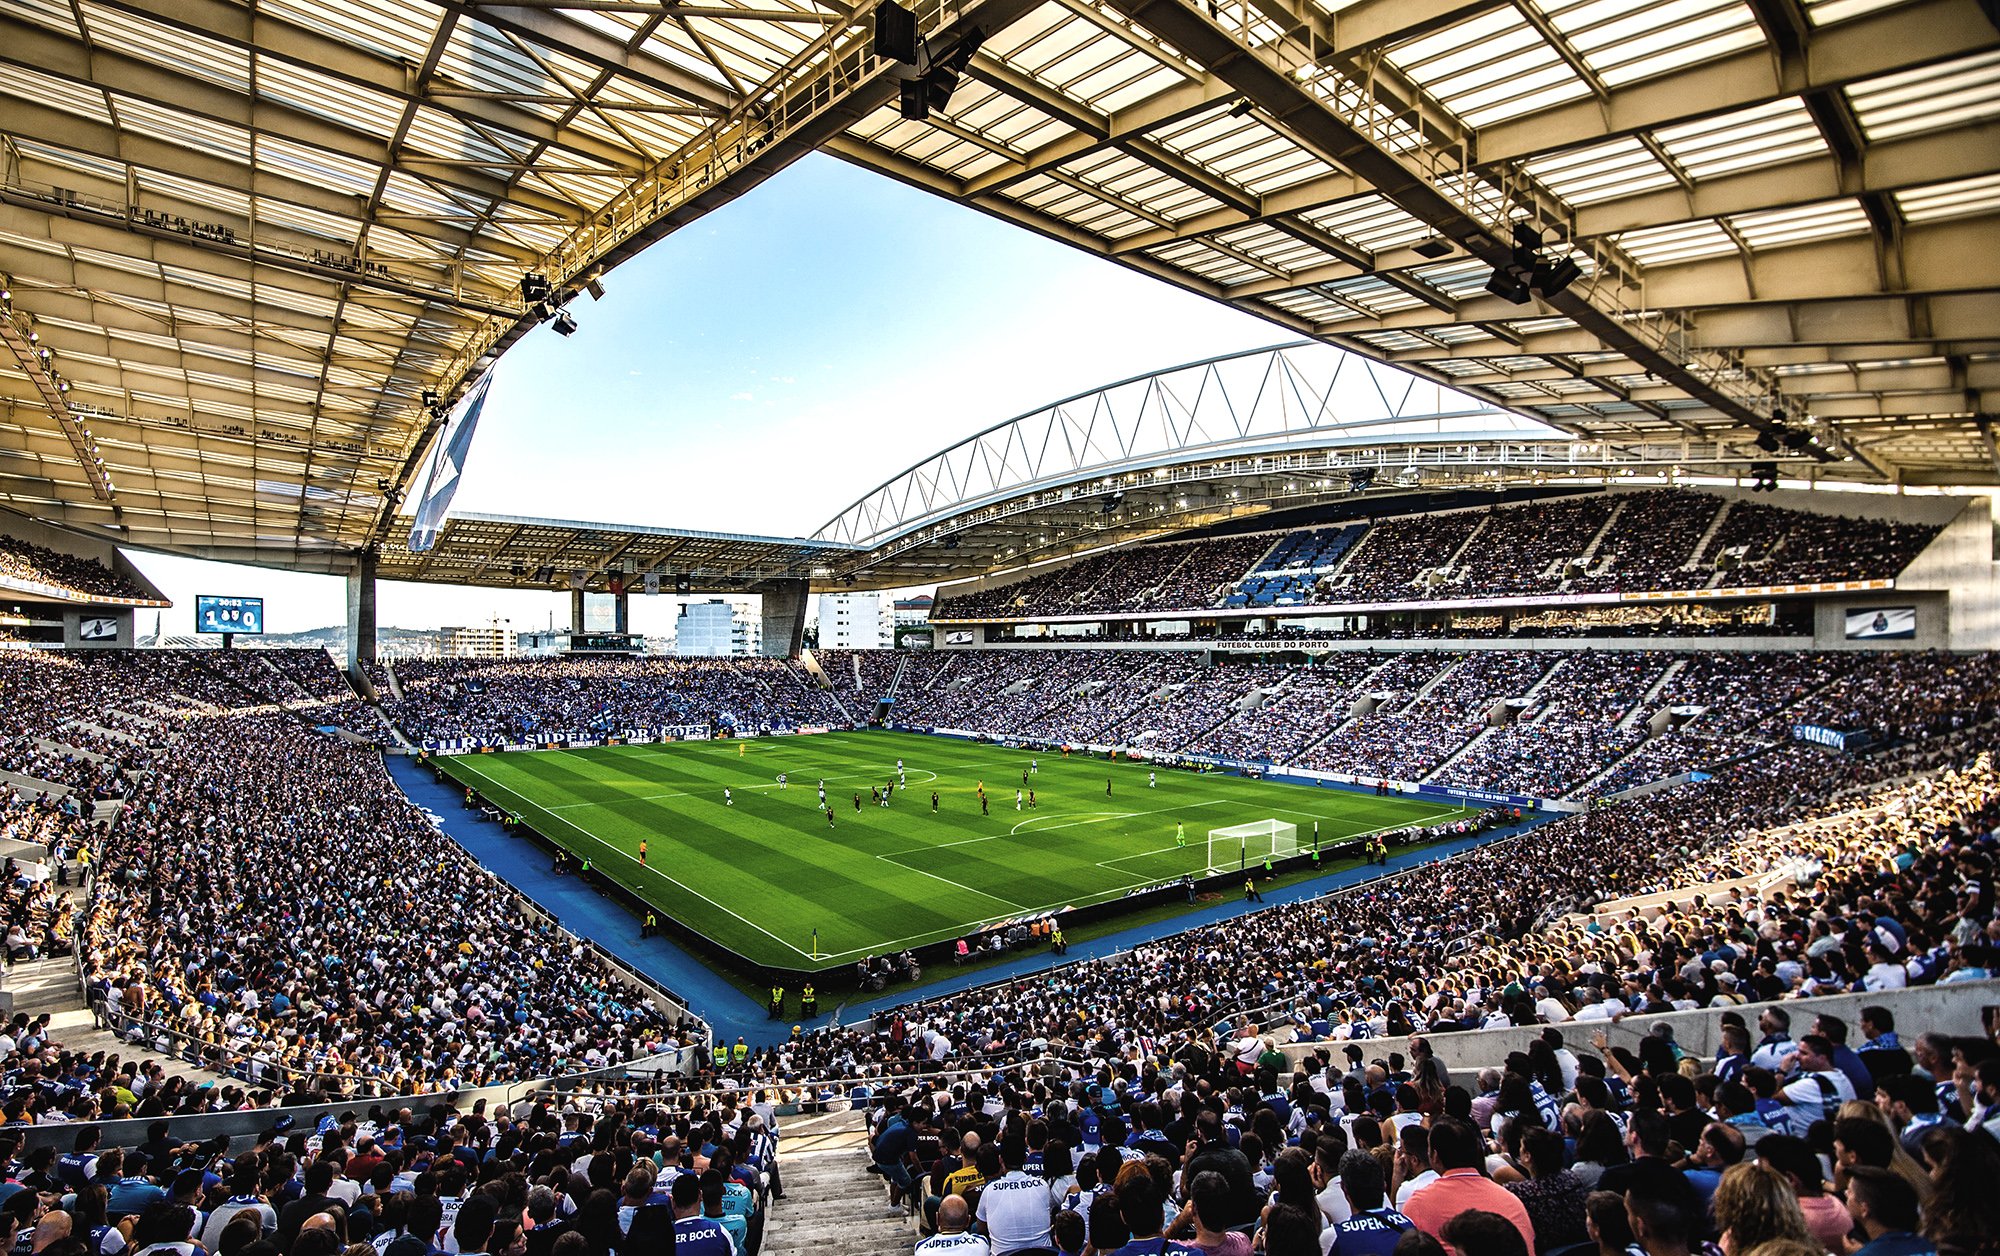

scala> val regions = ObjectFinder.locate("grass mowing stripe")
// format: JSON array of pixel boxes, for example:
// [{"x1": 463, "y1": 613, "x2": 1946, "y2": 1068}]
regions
[
  {"x1": 446, "y1": 754, "x2": 815, "y2": 958},
  {"x1": 436, "y1": 731, "x2": 1474, "y2": 970}
]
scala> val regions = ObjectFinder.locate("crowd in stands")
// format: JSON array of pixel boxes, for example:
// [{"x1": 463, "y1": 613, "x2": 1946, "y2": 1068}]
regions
[
  {"x1": 0, "y1": 1086, "x2": 783, "y2": 1256},
  {"x1": 0, "y1": 536, "x2": 152, "y2": 602},
  {"x1": 648, "y1": 724, "x2": 2000, "y2": 1256},
  {"x1": 1433, "y1": 653, "x2": 1674, "y2": 798},
  {"x1": 0, "y1": 648, "x2": 697, "y2": 1112},
  {"x1": 380, "y1": 657, "x2": 847, "y2": 745},
  {"x1": 1449, "y1": 495, "x2": 1618, "y2": 598},
  {"x1": 933, "y1": 490, "x2": 1947, "y2": 620},
  {"x1": 815, "y1": 649, "x2": 905, "y2": 711},
  {"x1": 1568, "y1": 489, "x2": 1725, "y2": 594},
  {"x1": 1297, "y1": 654, "x2": 1548, "y2": 785},
  {"x1": 878, "y1": 648, "x2": 2000, "y2": 803}
]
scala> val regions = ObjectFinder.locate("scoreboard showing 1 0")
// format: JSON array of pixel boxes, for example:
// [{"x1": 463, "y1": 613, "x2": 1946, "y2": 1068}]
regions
[{"x1": 195, "y1": 595, "x2": 265, "y2": 635}]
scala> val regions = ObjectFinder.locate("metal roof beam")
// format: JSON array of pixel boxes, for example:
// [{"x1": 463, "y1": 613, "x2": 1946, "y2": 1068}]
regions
[
  {"x1": 1099, "y1": 0, "x2": 1795, "y2": 443},
  {"x1": 1474, "y1": 0, "x2": 1997, "y2": 166},
  {"x1": 86, "y1": 0, "x2": 652, "y2": 176},
  {"x1": 0, "y1": 14, "x2": 560, "y2": 221}
]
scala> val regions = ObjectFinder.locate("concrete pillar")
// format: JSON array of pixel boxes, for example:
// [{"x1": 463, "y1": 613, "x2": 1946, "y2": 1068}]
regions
[
  {"x1": 345, "y1": 550, "x2": 378, "y2": 675},
  {"x1": 614, "y1": 591, "x2": 630, "y2": 635},
  {"x1": 757, "y1": 579, "x2": 808, "y2": 658},
  {"x1": 571, "y1": 588, "x2": 586, "y2": 635}
]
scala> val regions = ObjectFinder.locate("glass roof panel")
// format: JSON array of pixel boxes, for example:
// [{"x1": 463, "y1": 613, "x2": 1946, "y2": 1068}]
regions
[
  {"x1": 1847, "y1": 50, "x2": 2000, "y2": 140},
  {"x1": 1727, "y1": 198, "x2": 1872, "y2": 249},
  {"x1": 1299, "y1": 196, "x2": 1434, "y2": 253},
  {"x1": 1652, "y1": 97, "x2": 1827, "y2": 180},
  {"x1": 0, "y1": 64, "x2": 116, "y2": 126},
  {"x1": 1525, "y1": 136, "x2": 1678, "y2": 206},
  {"x1": 1803, "y1": 0, "x2": 1920, "y2": 24},
  {"x1": 1258, "y1": 290, "x2": 1366, "y2": 324},
  {"x1": 1611, "y1": 219, "x2": 1737, "y2": 266},
  {"x1": 1895, "y1": 173, "x2": 2000, "y2": 223}
]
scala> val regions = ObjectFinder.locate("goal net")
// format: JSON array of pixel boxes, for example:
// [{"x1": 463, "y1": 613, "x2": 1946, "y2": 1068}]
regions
[{"x1": 1206, "y1": 819, "x2": 1299, "y2": 877}]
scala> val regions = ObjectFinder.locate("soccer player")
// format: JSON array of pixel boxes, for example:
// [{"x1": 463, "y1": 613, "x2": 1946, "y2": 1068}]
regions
[
  {"x1": 931, "y1": 791, "x2": 939, "y2": 813},
  {"x1": 1106, "y1": 778, "x2": 1113, "y2": 797},
  {"x1": 825, "y1": 807, "x2": 835, "y2": 829},
  {"x1": 1022, "y1": 768, "x2": 1029, "y2": 787},
  {"x1": 1175, "y1": 822, "x2": 1186, "y2": 847},
  {"x1": 1027, "y1": 789, "x2": 1036, "y2": 809},
  {"x1": 980, "y1": 794, "x2": 989, "y2": 816},
  {"x1": 1148, "y1": 770, "x2": 1157, "y2": 788},
  {"x1": 723, "y1": 788, "x2": 732, "y2": 806},
  {"x1": 1031, "y1": 758, "x2": 1038, "y2": 773},
  {"x1": 1015, "y1": 789, "x2": 1023, "y2": 811},
  {"x1": 777, "y1": 772, "x2": 787, "y2": 790},
  {"x1": 639, "y1": 838, "x2": 648, "y2": 866},
  {"x1": 854, "y1": 792, "x2": 862, "y2": 812},
  {"x1": 897, "y1": 765, "x2": 906, "y2": 788}
]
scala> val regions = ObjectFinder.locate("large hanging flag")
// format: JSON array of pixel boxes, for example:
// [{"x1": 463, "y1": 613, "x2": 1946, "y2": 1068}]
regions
[{"x1": 407, "y1": 370, "x2": 495, "y2": 552}]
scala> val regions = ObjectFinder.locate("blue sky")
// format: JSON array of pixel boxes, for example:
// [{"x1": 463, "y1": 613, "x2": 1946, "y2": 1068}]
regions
[{"x1": 128, "y1": 153, "x2": 1292, "y2": 634}]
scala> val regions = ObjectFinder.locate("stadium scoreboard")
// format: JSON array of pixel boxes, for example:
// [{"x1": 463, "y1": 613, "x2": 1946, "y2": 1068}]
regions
[{"x1": 195, "y1": 595, "x2": 264, "y2": 635}]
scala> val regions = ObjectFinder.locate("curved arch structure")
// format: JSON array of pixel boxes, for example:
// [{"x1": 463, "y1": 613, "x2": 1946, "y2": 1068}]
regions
[
  {"x1": 818, "y1": 342, "x2": 1539, "y2": 546},
  {"x1": 816, "y1": 343, "x2": 1821, "y2": 590}
]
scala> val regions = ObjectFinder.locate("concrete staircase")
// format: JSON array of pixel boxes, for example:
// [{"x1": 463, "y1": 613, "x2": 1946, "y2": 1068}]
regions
[{"x1": 761, "y1": 1111, "x2": 916, "y2": 1256}]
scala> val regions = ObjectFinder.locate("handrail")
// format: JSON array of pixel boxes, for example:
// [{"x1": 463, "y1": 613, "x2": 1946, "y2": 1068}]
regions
[
  {"x1": 529, "y1": 1053, "x2": 1088, "y2": 1108},
  {"x1": 82, "y1": 1003, "x2": 700, "y2": 1104}
]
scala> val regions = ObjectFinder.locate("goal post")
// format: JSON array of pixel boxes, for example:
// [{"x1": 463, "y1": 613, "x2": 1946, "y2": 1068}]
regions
[{"x1": 1206, "y1": 819, "x2": 1299, "y2": 876}]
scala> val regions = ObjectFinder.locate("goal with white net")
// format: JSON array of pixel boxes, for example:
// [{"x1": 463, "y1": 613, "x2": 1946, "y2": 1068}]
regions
[{"x1": 1206, "y1": 818, "x2": 1299, "y2": 877}]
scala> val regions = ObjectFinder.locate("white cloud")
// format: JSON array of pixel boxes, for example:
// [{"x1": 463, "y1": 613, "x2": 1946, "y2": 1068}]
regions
[{"x1": 729, "y1": 390, "x2": 755, "y2": 402}]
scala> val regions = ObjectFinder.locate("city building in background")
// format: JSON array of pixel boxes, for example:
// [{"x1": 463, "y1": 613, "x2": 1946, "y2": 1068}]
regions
[
  {"x1": 439, "y1": 624, "x2": 514, "y2": 659},
  {"x1": 676, "y1": 600, "x2": 759, "y2": 656},
  {"x1": 816, "y1": 592, "x2": 893, "y2": 649}
]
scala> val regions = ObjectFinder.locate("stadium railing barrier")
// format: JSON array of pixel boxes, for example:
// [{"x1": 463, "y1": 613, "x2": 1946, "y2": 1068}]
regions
[{"x1": 1271, "y1": 977, "x2": 2000, "y2": 1077}]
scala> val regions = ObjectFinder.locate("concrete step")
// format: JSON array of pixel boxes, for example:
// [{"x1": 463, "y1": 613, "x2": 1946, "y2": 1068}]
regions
[{"x1": 761, "y1": 1116, "x2": 920, "y2": 1256}]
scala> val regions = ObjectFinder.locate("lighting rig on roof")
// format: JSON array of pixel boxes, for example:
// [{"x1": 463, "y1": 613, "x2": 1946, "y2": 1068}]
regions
[
  {"x1": 1484, "y1": 223, "x2": 1583, "y2": 305},
  {"x1": 876, "y1": 0, "x2": 987, "y2": 121},
  {"x1": 0, "y1": 278, "x2": 116, "y2": 505},
  {"x1": 520, "y1": 272, "x2": 581, "y2": 338}
]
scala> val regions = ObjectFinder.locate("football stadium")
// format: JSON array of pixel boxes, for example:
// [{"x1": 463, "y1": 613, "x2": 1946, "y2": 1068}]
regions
[{"x1": 1, "y1": 0, "x2": 1999, "y2": 1254}]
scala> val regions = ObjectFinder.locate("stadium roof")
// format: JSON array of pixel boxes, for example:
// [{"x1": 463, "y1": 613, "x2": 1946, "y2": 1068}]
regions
[
  {"x1": 372, "y1": 511, "x2": 860, "y2": 591},
  {"x1": 0, "y1": 0, "x2": 1994, "y2": 579}
]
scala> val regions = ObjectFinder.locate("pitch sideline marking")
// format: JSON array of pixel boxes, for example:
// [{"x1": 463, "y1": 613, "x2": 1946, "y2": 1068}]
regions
[
  {"x1": 870, "y1": 858, "x2": 1031, "y2": 914},
  {"x1": 447, "y1": 755, "x2": 816, "y2": 959}
]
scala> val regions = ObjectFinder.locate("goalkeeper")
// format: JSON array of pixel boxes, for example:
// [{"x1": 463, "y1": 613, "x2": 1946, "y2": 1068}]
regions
[{"x1": 1174, "y1": 821, "x2": 1187, "y2": 848}]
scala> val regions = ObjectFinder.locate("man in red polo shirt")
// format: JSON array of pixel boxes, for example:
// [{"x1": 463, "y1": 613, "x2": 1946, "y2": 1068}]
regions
[{"x1": 1398, "y1": 1118, "x2": 1535, "y2": 1256}]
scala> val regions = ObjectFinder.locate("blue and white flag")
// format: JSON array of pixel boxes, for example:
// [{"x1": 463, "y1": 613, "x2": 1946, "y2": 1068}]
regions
[{"x1": 407, "y1": 371, "x2": 494, "y2": 552}]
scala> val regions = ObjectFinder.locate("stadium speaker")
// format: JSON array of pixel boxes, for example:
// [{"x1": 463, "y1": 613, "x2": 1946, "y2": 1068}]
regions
[
  {"x1": 675, "y1": 575, "x2": 692, "y2": 596},
  {"x1": 876, "y1": 0, "x2": 920, "y2": 64},
  {"x1": 1782, "y1": 428, "x2": 1813, "y2": 451},
  {"x1": 1754, "y1": 430, "x2": 1781, "y2": 453},
  {"x1": 899, "y1": 77, "x2": 929, "y2": 121},
  {"x1": 1484, "y1": 267, "x2": 1531, "y2": 305},
  {"x1": 1412, "y1": 237, "x2": 1453, "y2": 259},
  {"x1": 1532, "y1": 255, "x2": 1582, "y2": 296}
]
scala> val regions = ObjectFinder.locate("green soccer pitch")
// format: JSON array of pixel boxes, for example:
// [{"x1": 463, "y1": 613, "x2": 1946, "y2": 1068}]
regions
[{"x1": 434, "y1": 730, "x2": 1466, "y2": 971}]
